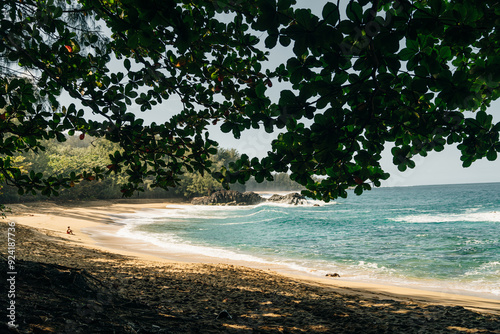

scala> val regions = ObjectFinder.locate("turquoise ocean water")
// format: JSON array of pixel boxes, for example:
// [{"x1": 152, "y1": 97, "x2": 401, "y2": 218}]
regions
[{"x1": 112, "y1": 183, "x2": 500, "y2": 299}]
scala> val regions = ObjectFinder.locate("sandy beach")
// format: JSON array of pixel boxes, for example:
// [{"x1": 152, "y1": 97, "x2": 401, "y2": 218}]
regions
[{"x1": 1, "y1": 199, "x2": 499, "y2": 333}]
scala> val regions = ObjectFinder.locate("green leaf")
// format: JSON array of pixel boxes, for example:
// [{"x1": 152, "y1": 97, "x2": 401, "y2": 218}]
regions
[
  {"x1": 354, "y1": 185, "x2": 363, "y2": 195},
  {"x1": 295, "y1": 9, "x2": 314, "y2": 30},
  {"x1": 124, "y1": 59, "x2": 131, "y2": 71},
  {"x1": 487, "y1": 150, "x2": 497, "y2": 161},
  {"x1": 53, "y1": 7, "x2": 63, "y2": 18},
  {"x1": 332, "y1": 71, "x2": 348, "y2": 85},
  {"x1": 293, "y1": 37, "x2": 307, "y2": 56},
  {"x1": 322, "y1": 2, "x2": 339, "y2": 25},
  {"x1": 279, "y1": 90, "x2": 295, "y2": 106},
  {"x1": 399, "y1": 48, "x2": 416, "y2": 61},
  {"x1": 476, "y1": 110, "x2": 487, "y2": 126},
  {"x1": 277, "y1": 0, "x2": 293, "y2": 10},
  {"x1": 255, "y1": 173, "x2": 264, "y2": 183},
  {"x1": 220, "y1": 122, "x2": 233, "y2": 133},
  {"x1": 255, "y1": 82, "x2": 266, "y2": 98},
  {"x1": 462, "y1": 157, "x2": 473, "y2": 168},
  {"x1": 127, "y1": 33, "x2": 140, "y2": 49},
  {"x1": 265, "y1": 34, "x2": 278, "y2": 48},
  {"x1": 397, "y1": 164, "x2": 407, "y2": 172},
  {"x1": 346, "y1": 2, "x2": 363, "y2": 22},
  {"x1": 338, "y1": 20, "x2": 355, "y2": 34},
  {"x1": 439, "y1": 46, "x2": 451, "y2": 60},
  {"x1": 279, "y1": 35, "x2": 291, "y2": 47}
]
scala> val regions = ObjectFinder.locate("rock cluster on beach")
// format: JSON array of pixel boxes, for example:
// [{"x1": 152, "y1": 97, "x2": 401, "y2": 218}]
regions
[
  {"x1": 191, "y1": 190, "x2": 308, "y2": 206},
  {"x1": 267, "y1": 193, "x2": 308, "y2": 205}
]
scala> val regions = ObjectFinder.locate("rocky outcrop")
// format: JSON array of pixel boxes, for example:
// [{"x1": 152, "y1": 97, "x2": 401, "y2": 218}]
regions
[
  {"x1": 191, "y1": 190, "x2": 309, "y2": 206},
  {"x1": 267, "y1": 192, "x2": 307, "y2": 205},
  {"x1": 191, "y1": 190, "x2": 265, "y2": 206}
]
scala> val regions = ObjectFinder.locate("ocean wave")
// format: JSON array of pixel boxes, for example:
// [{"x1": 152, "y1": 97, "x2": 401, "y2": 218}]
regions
[
  {"x1": 221, "y1": 217, "x2": 279, "y2": 226},
  {"x1": 115, "y1": 226, "x2": 275, "y2": 264},
  {"x1": 114, "y1": 201, "x2": 338, "y2": 225},
  {"x1": 464, "y1": 261, "x2": 500, "y2": 275},
  {"x1": 390, "y1": 211, "x2": 500, "y2": 223},
  {"x1": 465, "y1": 239, "x2": 497, "y2": 245},
  {"x1": 108, "y1": 220, "x2": 500, "y2": 298},
  {"x1": 102, "y1": 186, "x2": 500, "y2": 299},
  {"x1": 119, "y1": 205, "x2": 250, "y2": 221}
]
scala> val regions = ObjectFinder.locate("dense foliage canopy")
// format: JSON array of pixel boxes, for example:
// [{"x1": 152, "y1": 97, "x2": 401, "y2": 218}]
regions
[
  {"x1": 1, "y1": 0, "x2": 500, "y2": 204},
  {"x1": 0, "y1": 138, "x2": 298, "y2": 203}
]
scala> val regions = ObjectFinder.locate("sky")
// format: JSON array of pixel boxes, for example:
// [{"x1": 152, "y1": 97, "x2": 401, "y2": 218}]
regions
[{"x1": 78, "y1": 0, "x2": 500, "y2": 188}]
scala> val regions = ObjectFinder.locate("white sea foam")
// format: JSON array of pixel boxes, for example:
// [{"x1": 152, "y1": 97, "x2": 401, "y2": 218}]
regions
[
  {"x1": 308, "y1": 260, "x2": 500, "y2": 298},
  {"x1": 108, "y1": 217, "x2": 500, "y2": 298},
  {"x1": 114, "y1": 202, "x2": 332, "y2": 225},
  {"x1": 114, "y1": 205, "x2": 246, "y2": 222},
  {"x1": 115, "y1": 224, "x2": 275, "y2": 264},
  {"x1": 465, "y1": 239, "x2": 497, "y2": 245},
  {"x1": 390, "y1": 211, "x2": 500, "y2": 223},
  {"x1": 464, "y1": 261, "x2": 500, "y2": 276},
  {"x1": 358, "y1": 260, "x2": 382, "y2": 269},
  {"x1": 465, "y1": 207, "x2": 482, "y2": 213}
]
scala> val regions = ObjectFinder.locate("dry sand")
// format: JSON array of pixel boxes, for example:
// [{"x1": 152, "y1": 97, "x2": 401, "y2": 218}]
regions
[{"x1": 1, "y1": 199, "x2": 499, "y2": 333}]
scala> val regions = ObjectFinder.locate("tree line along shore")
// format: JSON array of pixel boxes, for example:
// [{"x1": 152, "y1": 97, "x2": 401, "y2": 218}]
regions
[{"x1": 0, "y1": 135, "x2": 302, "y2": 204}]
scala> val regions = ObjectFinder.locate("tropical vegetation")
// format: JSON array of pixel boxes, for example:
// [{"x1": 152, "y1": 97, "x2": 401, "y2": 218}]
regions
[{"x1": 1, "y1": 0, "x2": 499, "y2": 207}]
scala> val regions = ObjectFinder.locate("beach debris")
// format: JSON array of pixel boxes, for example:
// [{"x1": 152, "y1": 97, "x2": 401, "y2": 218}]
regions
[
  {"x1": 216, "y1": 310, "x2": 232, "y2": 320},
  {"x1": 326, "y1": 273, "x2": 341, "y2": 278}
]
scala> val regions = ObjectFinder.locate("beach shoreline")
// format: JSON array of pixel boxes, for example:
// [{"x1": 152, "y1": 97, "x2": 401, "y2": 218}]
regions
[
  {"x1": 84, "y1": 213, "x2": 500, "y2": 304},
  {"x1": 3, "y1": 199, "x2": 500, "y2": 318}
]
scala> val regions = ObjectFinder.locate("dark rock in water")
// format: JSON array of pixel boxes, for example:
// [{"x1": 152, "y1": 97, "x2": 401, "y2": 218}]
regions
[
  {"x1": 326, "y1": 273, "x2": 341, "y2": 278},
  {"x1": 267, "y1": 192, "x2": 307, "y2": 205},
  {"x1": 191, "y1": 190, "x2": 264, "y2": 206}
]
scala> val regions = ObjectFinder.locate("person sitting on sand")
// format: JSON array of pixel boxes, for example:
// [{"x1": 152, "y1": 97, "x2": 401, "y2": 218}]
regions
[{"x1": 67, "y1": 226, "x2": 74, "y2": 235}]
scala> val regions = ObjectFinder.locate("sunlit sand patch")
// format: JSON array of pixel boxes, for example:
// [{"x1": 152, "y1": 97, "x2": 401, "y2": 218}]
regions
[
  {"x1": 447, "y1": 326, "x2": 492, "y2": 333},
  {"x1": 372, "y1": 303, "x2": 394, "y2": 307},
  {"x1": 262, "y1": 313, "x2": 283, "y2": 317},
  {"x1": 223, "y1": 324, "x2": 253, "y2": 330}
]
